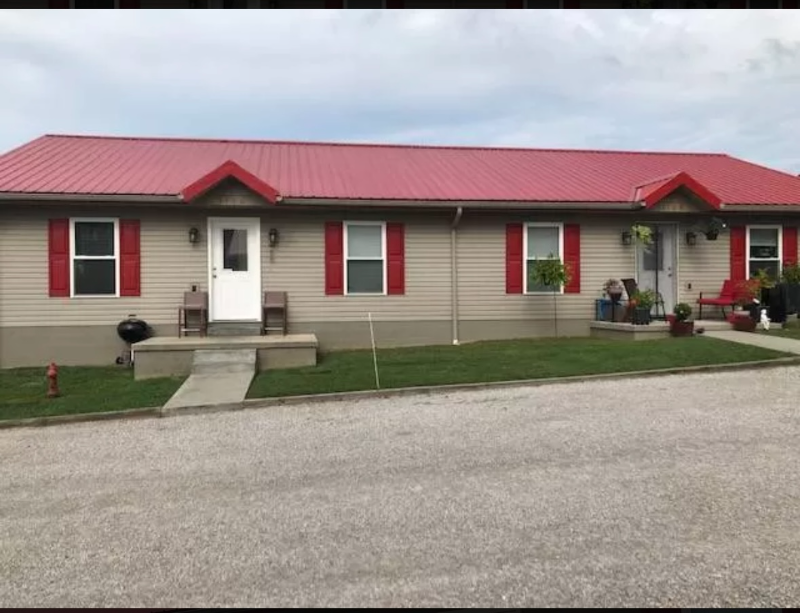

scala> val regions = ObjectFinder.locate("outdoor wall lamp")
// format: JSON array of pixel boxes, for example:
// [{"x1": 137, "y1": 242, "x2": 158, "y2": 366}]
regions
[
  {"x1": 268, "y1": 227, "x2": 280, "y2": 248},
  {"x1": 621, "y1": 230, "x2": 632, "y2": 246},
  {"x1": 686, "y1": 231, "x2": 697, "y2": 246},
  {"x1": 188, "y1": 227, "x2": 200, "y2": 244}
]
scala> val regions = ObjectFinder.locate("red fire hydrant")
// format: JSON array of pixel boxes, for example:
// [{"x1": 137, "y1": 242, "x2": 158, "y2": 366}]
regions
[{"x1": 46, "y1": 362, "x2": 60, "y2": 398}]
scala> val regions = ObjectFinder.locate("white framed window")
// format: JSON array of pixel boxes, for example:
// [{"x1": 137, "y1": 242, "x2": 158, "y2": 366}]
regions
[
  {"x1": 344, "y1": 221, "x2": 386, "y2": 295},
  {"x1": 70, "y1": 0, "x2": 119, "y2": 7},
  {"x1": 70, "y1": 218, "x2": 120, "y2": 297},
  {"x1": 524, "y1": 222, "x2": 564, "y2": 294},
  {"x1": 747, "y1": 225, "x2": 782, "y2": 281}
]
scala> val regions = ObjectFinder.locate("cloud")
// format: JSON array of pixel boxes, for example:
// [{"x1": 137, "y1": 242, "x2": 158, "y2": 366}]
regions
[{"x1": 1, "y1": 8, "x2": 800, "y2": 171}]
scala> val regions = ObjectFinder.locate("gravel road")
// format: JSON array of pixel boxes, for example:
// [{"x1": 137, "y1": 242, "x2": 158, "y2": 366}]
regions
[{"x1": 2, "y1": 367, "x2": 799, "y2": 607}]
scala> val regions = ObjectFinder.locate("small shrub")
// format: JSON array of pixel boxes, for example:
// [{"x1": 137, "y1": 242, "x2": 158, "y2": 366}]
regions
[
  {"x1": 673, "y1": 302, "x2": 692, "y2": 322},
  {"x1": 781, "y1": 262, "x2": 800, "y2": 284}
]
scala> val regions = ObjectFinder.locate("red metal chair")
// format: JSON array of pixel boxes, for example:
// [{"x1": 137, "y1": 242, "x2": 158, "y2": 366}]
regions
[{"x1": 697, "y1": 279, "x2": 737, "y2": 320}]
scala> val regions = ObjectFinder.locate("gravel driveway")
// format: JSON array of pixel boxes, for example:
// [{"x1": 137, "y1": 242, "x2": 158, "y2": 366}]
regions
[{"x1": 2, "y1": 367, "x2": 799, "y2": 607}]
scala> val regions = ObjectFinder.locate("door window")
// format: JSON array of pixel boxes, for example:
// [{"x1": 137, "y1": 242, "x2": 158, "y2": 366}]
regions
[{"x1": 222, "y1": 229, "x2": 248, "y2": 271}]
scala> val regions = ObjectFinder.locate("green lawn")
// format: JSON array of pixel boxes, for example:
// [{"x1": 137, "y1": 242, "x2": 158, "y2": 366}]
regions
[
  {"x1": 0, "y1": 367, "x2": 185, "y2": 422},
  {"x1": 247, "y1": 336, "x2": 789, "y2": 399}
]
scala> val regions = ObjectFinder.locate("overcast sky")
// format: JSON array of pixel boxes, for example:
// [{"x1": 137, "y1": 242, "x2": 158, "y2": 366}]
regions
[{"x1": 1, "y1": 8, "x2": 800, "y2": 171}]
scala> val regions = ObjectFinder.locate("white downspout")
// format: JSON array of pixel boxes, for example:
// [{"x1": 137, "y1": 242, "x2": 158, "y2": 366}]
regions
[{"x1": 450, "y1": 206, "x2": 463, "y2": 345}]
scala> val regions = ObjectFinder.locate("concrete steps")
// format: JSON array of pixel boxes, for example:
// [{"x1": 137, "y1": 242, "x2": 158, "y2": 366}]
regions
[{"x1": 208, "y1": 322, "x2": 262, "y2": 337}]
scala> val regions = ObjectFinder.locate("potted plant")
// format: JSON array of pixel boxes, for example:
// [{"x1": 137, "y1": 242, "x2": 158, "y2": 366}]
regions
[
  {"x1": 734, "y1": 277, "x2": 761, "y2": 309},
  {"x1": 729, "y1": 278, "x2": 761, "y2": 331},
  {"x1": 529, "y1": 255, "x2": 571, "y2": 338},
  {"x1": 602, "y1": 278, "x2": 626, "y2": 322},
  {"x1": 754, "y1": 268, "x2": 775, "y2": 307},
  {"x1": 630, "y1": 289, "x2": 656, "y2": 325},
  {"x1": 780, "y1": 262, "x2": 800, "y2": 315},
  {"x1": 670, "y1": 302, "x2": 694, "y2": 337},
  {"x1": 703, "y1": 217, "x2": 726, "y2": 241}
]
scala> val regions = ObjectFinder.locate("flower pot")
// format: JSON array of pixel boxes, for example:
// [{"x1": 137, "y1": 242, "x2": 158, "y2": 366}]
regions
[
  {"x1": 601, "y1": 301, "x2": 628, "y2": 322},
  {"x1": 669, "y1": 320, "x2": 694, "y2": 337},
  {"x1": 732, "y1": 316, "x2": 757, "y2": 332},
  {"x1": 632, "y1": 307, "x2": 652, "y2": 325}
]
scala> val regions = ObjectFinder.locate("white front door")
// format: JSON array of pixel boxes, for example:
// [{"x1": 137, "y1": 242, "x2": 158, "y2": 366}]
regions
[
  {"x1": 208, "y1": 217, "x2": 261, "y2": 321},
  {"x1": 636, "y1": 224, "x2": 678, "y2": 314}
]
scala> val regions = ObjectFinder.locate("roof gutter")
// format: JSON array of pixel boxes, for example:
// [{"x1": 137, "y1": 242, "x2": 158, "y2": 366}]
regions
[
  {"x1": 720, "y1": 203, "x2": 800, "y2": 212},
  {"x1": 0, "y1": 192, "x2": 181, "y2": 203},
  {"x1": 281, "y1": 198, "x2": 641, "y2": 210}
]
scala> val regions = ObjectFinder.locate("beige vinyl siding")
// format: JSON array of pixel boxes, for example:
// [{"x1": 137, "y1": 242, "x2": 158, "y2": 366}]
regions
[
  {"x1": 677, "y1": 221, "x2": 730, "y2": 307},
  {"x1": 260, "y1": 212, "x2": 453, "y2": 323},
  {"x1": 651, "y1": 191, "x2": 709, "y2": 214},
  {"x1": 0, "y1": 206, "x2": 207, "y2": 327},
  {"x1": 457, "y1": 213, "x2": 635, "y2": 322},
  {"x1": 195, "y1": 179, "x2": 266, "y2": 208}
]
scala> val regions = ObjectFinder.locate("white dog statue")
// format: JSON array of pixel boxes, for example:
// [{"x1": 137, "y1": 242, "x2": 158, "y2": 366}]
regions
[{"x1": 760, "y1": 308, "x2": 771, "y2": 331}]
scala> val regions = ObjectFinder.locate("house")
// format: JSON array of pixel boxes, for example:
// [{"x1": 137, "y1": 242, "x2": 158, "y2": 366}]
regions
[{"x1": 2, "y1": 133, "x2": 800, "y2": 368}]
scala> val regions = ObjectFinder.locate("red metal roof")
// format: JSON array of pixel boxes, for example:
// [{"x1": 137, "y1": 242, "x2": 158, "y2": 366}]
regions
[{"x1": 2, "y1": 134, "x2": 800, "y2": 205}]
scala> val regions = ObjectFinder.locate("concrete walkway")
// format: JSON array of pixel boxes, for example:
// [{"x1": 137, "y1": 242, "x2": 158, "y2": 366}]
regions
[
  {"x1": 705, "y1": 329, "x2": 800, "y2": 355},
  {"x1": 162, "y1": 349, "x2": 256, "y2": 410}
]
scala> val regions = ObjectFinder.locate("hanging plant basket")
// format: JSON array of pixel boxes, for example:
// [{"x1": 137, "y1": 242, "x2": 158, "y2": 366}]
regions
[{"x1": 630, "y1": 224, "x2": 654, "y2": 246}]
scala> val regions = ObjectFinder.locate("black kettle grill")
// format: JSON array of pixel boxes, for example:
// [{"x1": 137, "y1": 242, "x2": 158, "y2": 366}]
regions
[{"x1": 115, "y1": 315, "x2": 152, "y2": 366}]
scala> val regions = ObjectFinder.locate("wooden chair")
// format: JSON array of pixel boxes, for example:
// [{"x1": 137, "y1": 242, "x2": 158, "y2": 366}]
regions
[
  {"x1": 262, "y1": 291, "x2": 287, "y2": 335},
  {"x1": 178, "y1": 290, "x2": 208, "y2": 337},
  {"x1": 697, "y1": 279, "x2": 737, "y2": 320}
]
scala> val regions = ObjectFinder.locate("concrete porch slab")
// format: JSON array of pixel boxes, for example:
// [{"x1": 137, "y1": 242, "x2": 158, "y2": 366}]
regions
[
  {"x1": 132, "y1": 334, "x2": 318, "y2": 380},
  {"x1": 590, "y1": 319, "x2": 732, "y2": 341}
]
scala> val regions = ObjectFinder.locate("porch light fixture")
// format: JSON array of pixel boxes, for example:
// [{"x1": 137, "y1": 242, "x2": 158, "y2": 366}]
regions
[
  {"x1": 685, "y1": 231, "x2": 697, "y2": 246},
  {"x1": 621, "y1": 230, "x2": 632, "y2": 246},
  {"x1": 188, "y1": 227, "x2": 200, "y2": 244},
  {"x1": 268, "y1": 227, "x2": 280, "y2": 248}
]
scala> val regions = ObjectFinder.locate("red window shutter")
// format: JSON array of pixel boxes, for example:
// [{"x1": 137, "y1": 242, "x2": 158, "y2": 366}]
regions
[
  {"x1": 783, "y1": 226, "x2": 798, "y2": 266},
  {"x1": 325, "y1": 221, "x2": 344, "y2": 296},
  {"x1": 506, "y1": 0, "x2": 524, "y2": 6},
  {"x1": 48, "y1": 0, "x2": 70, "y2": 6},
  {"x1": 120, "y1": 0, "x2": 141, "y2": 6},
  {"x1": 49, "y1": 219, "x2": 70, "y2": 297},
  {"x1": 119, "y1": 219, "x2": 141, "y2": 297},
  {"x1": 729, "y1": 225, "x2": 746, "y2": 281},
  {"x1": 386, "y1": 223, "x2": 405, "y2": 295},
  {"x1": 563, "y1": 224, "x2": 581, "y2": 294},
  {"x1": 506, "y1": 223, "x2": 524, "y2": 294}
]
